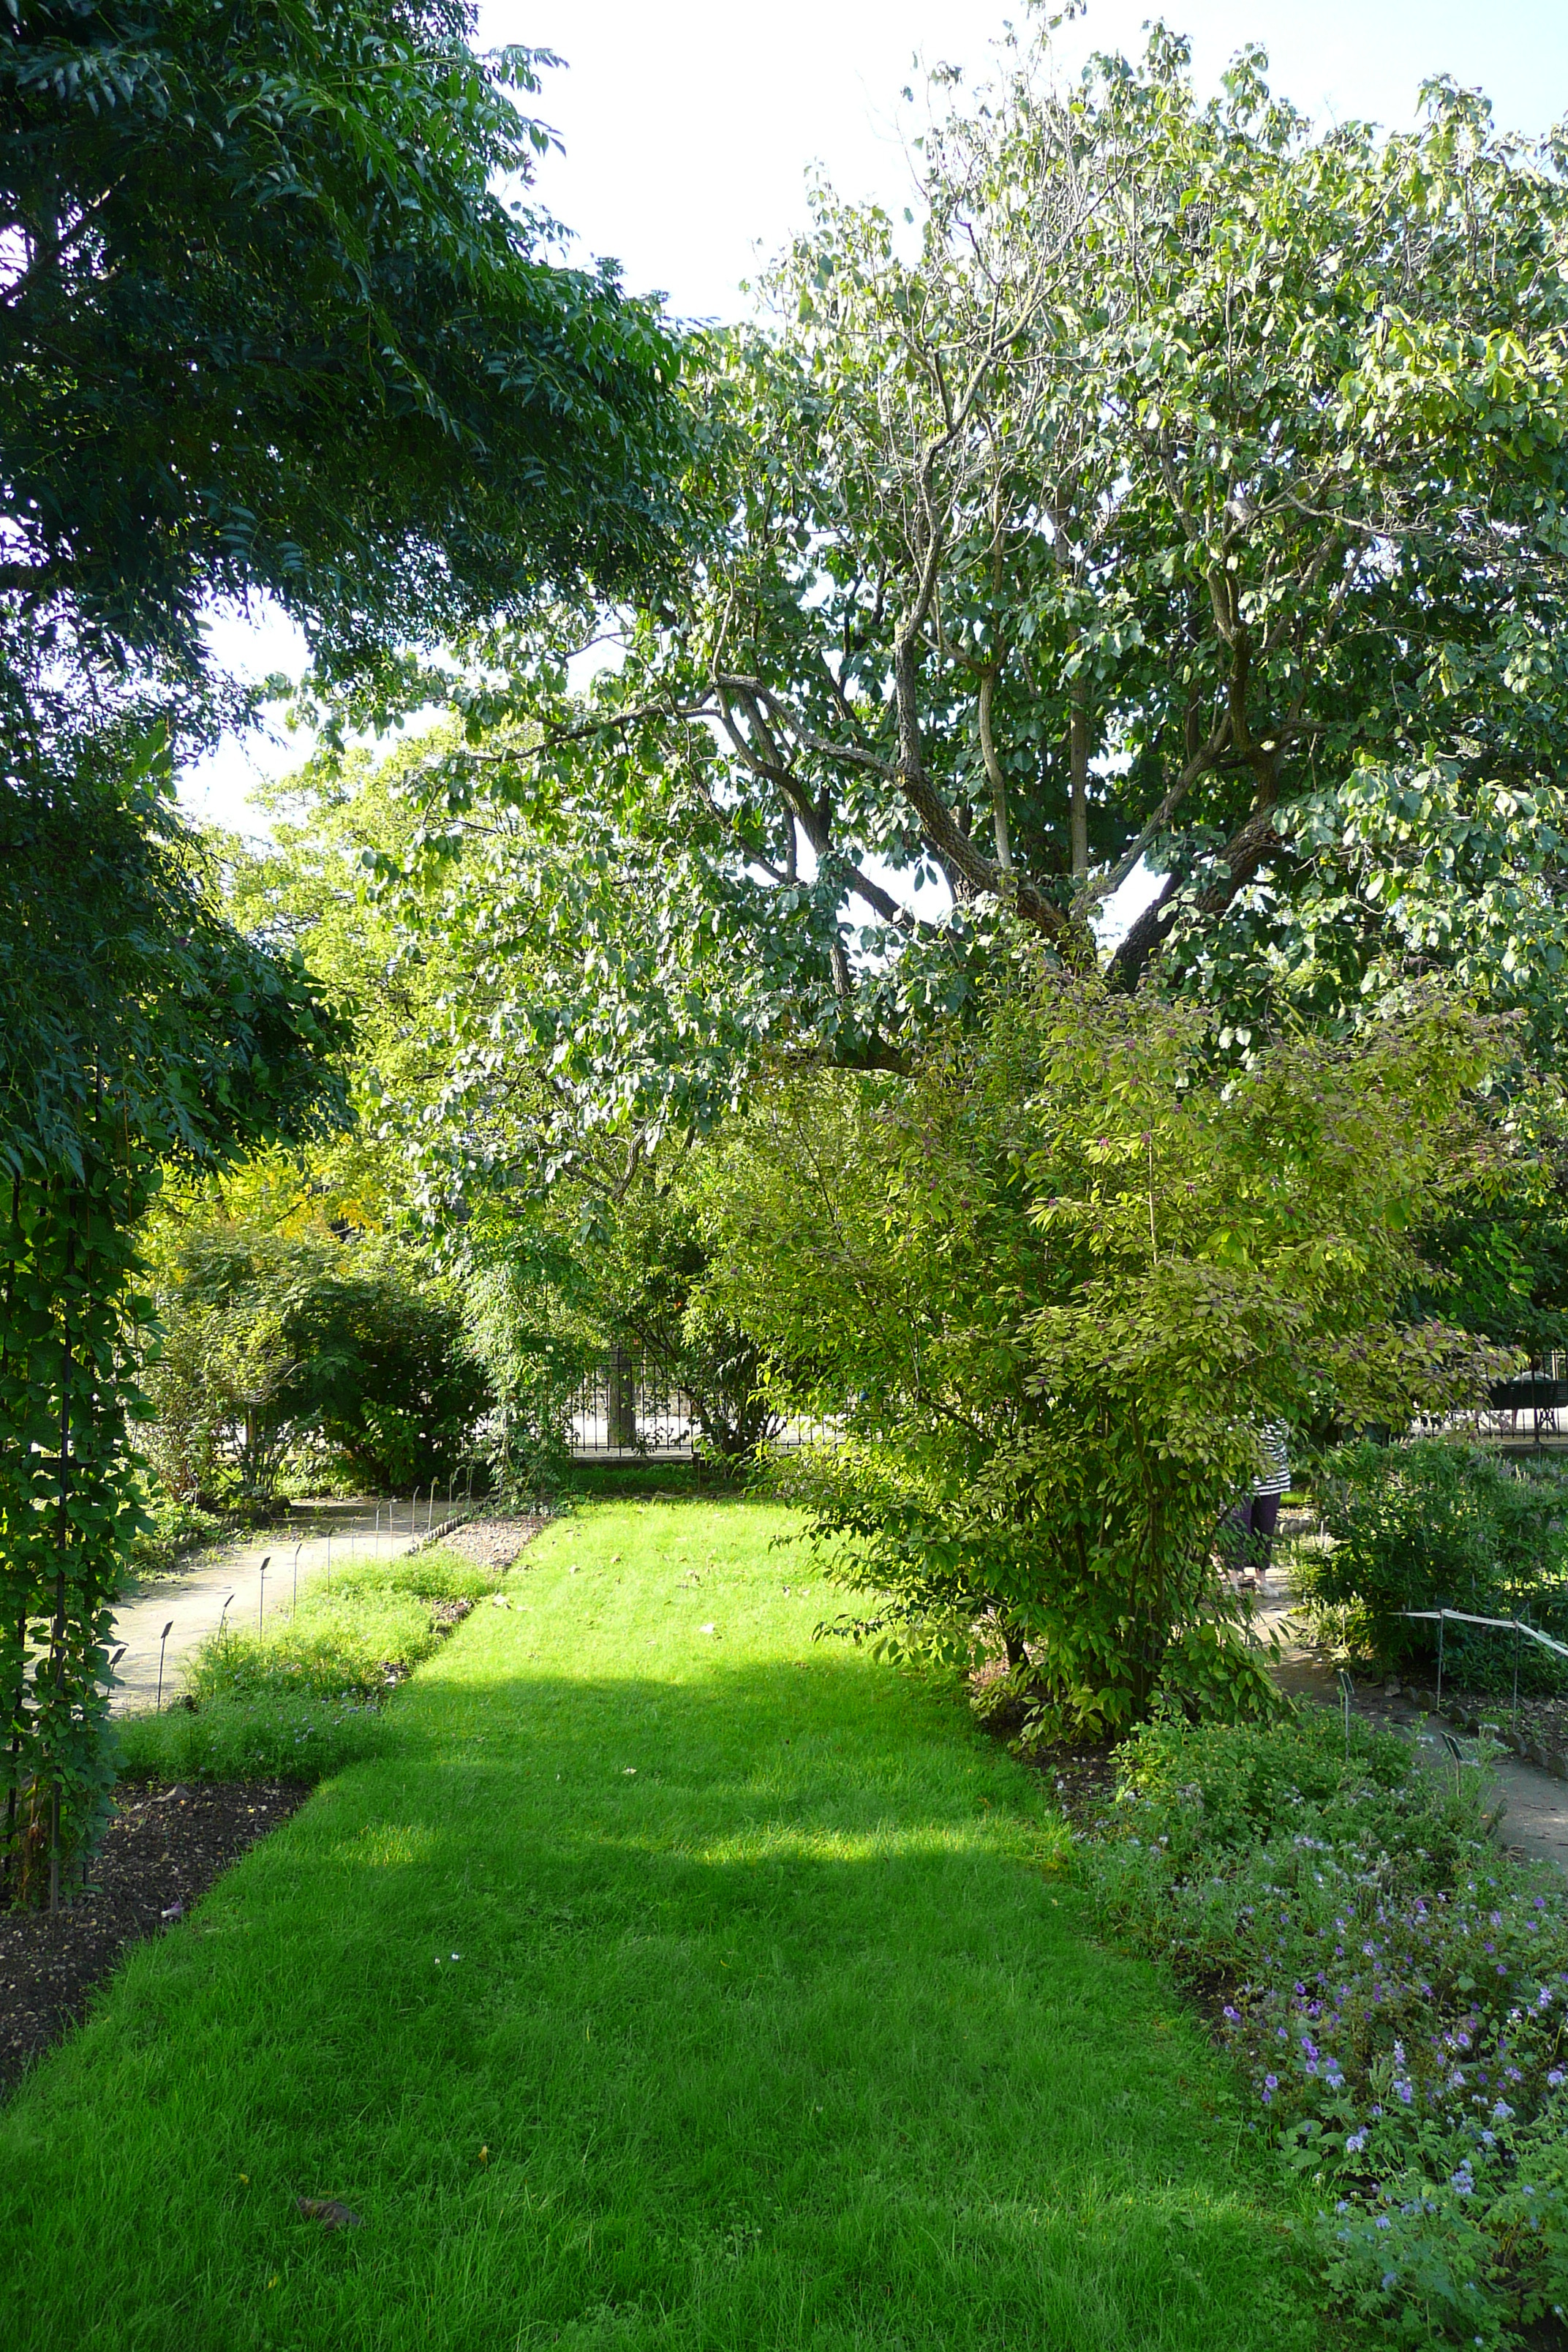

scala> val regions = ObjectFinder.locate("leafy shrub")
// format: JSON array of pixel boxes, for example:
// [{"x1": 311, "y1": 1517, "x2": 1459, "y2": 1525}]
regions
[
  {"x1": 1300, "y1": 1439, "x2": 1568, "y2": 1689},
  {"x1": 140, "y1": 1206, "x2": 491, "y2": 1503},
  {"x1": 1087, "y1": 1708, "x2": 1568, "y2": 2344},
  {"x1": 711, "y1": 972, "x2": 1504, "y2": 1735}
]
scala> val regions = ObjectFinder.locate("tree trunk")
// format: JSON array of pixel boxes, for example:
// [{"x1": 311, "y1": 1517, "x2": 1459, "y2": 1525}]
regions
[{"x1": 606, "y1": 1347, "x2": 638, "y2": 1450}]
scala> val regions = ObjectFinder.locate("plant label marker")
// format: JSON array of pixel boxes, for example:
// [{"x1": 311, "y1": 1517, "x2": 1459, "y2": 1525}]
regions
[
  {"x1": 1337, "y1": 1667, "x2": 1354, "y2": 1759},
  {"x1": 258, "y1": 1555, "x2": 270, "y2": 1635},
  {"x1": 156, "y1": 1620, "x2": 175, "y2": 1714}
]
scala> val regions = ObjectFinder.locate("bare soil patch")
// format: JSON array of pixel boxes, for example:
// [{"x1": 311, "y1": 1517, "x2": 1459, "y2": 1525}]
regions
[
  {"x1": 0, "y1": 1778, "x2": 307, "y2": 2100},
  {"x1": 437, "y1": 1514, "x2": 546, "y2": 1572},
  {"x1": 1013, "y1": 1736, "x2": 1122, "y2": 1828}
]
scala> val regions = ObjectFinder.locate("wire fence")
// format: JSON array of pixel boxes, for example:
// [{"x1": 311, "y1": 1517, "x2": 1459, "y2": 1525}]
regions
[{"x1": 1398, "y1": 1605, "x2": 1568, "y2": 1719}]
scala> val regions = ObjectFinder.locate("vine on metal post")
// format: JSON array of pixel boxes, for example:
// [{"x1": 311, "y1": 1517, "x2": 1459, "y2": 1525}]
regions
[{"x1": 0, "y1": 1146, "x2": 157, "y2": 1907}]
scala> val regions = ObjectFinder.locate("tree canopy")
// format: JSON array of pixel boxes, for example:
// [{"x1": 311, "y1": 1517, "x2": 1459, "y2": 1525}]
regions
[
  {"x1": 350, "y1": 26, "x2": 1568, "y2": 1165},
  {"x1": 0, "y1": 0, "x2": 694, "y2": 1906},
  {"x1": 1, "y1": 0, "x2": 685, "y2": 698}
]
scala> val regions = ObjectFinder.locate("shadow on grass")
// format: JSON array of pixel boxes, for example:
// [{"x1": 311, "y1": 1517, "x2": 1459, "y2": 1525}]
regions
[{"x1": 0, "y1": 1651, "x2": 1321, "y2": 2352}]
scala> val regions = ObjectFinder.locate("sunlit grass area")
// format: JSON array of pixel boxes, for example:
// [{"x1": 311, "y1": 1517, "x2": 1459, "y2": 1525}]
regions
[
  {"x1": 1, "y1": 1503, "x2": 1325, "y2": 2350},
  {"x1": 113, "y1": 1545, "x2": 505, "y2": 1781}
]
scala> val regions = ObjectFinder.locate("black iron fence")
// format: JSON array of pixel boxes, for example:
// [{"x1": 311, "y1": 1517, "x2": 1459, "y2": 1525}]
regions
[
  {"x1": 1418, "y1": 1354, "x2": 1568, "y2": 1449},
  {"x1": 560, "y1": 1353, "x2": 834, "y2": 1459},
  {"x1": 565, "y1": 1354, "x2": 699, "y2": 1455}
]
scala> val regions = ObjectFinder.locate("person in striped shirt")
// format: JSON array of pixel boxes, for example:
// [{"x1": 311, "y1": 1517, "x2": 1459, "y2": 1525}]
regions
[{"x1": 1223, "y1": 1422, "x2": 1290, "y2": 1580}]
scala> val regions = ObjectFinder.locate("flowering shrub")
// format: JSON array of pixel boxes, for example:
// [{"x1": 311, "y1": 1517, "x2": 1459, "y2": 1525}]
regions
[{"x1": 1086, "y1": 1707, "x2": 1568, "y2": 2345}]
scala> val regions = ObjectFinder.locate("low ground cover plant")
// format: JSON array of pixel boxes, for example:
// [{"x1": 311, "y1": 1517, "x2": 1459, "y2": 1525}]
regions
[
  {"x1": 1300, "y1": 1439, "x2": 1568, "y2": 1693},
  {"x1": 1087, "y1": 1706, "x2": 1568, "y2": 2345},
  {"x1": 115, "y1": 1691, "x2": 390, "y2": 1783},
  {"x1": 115, "y1": 1546, "x2": 500, "y2": 1782}
]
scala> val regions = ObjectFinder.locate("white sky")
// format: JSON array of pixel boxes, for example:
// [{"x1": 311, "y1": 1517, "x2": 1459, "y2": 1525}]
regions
[{"x1": 182, "y1": 0, "x2": 1568, "y2": 932}]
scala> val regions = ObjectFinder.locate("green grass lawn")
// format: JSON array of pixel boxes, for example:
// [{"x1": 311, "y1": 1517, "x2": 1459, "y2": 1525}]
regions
[{"x1": 0, "y1": 1502, "x2": 1328, "y2": 2351}]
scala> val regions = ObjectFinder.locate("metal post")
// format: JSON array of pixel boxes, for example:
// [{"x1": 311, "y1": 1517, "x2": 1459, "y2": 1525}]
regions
[
  {"x1": 156, "y1": 1619, "x2": 174, "y2": 1714},
  {"x1": 1337, "y1": 1667, "x2": 1354, "y2": 1760},
  {"x1": 217, "y1": 1591, "x2": 235, "y2": 1637},
  {"x1": 1514, "y1": 1616, "x2": 1523, "y2": 1730},
  {"x1": 258, "y1": 1555, "x2": 270, "y2": 1635},
  {"x1": 292, "y1": 1542, "x2": 301, "y2": 1612},
  {"x1": 1437, "y1": 1607, "x2": 1446, "y2": 1711},
  {"x1": 325, "y1": 1529, "x2": 331, "y2": 1594}
]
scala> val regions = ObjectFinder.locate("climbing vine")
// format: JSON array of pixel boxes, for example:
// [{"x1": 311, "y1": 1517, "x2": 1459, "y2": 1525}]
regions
[
  {"x1": 0, "y1": 1147, "x2": 159, "y2": 1905},
  {"x1": 1, "y1": 750, "x2": 348, "y2": 1908}
]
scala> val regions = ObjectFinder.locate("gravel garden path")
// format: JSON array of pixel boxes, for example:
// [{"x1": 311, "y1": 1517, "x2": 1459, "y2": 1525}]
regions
[{"x1": 108, "y1": 1499, "x2": 448, "y2": 1715}]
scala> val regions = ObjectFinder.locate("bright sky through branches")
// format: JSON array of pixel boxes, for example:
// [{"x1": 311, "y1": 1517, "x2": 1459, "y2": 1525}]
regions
[
  {"x1": 183, "y1": 0, "x2": 1568, "y2": 849},
  {"x1": 506, "y1": 0, "x2": 1568, "y2": 325}
]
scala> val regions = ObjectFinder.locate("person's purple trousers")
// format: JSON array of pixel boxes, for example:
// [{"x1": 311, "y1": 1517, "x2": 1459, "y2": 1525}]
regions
[{"x1": 1223, "y1": 1491, "x2": 1280, "y2": 1570}]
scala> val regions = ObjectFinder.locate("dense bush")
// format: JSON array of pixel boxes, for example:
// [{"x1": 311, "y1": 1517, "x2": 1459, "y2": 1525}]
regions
[
  {"x1": 708, "y1": 970, "x2": 1505, "y2": 1736},
  {"x1": 1299, "y1": 1439, "x2": 1568, "y2": 1690},
  {"x1": 143, "y1": 1207, "x2": 492, "y2": 1502},
  {"x1": 1088, "y1": 1708, "x2": 1568, "y2": 2345}
]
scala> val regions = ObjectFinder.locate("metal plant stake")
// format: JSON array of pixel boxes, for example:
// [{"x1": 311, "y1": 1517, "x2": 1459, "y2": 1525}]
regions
[
  {"x1": 156, "y1": 1618, "x2": 175, "y2": 1714},
  {"x1": 1337, "y1": 1666, "x2": 1355, "y2": 1760}
]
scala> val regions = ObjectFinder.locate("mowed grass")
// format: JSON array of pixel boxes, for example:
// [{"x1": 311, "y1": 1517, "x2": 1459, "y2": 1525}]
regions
[{"x1": 0, "y1": 1503, "x2": 1326, "y2": 2351}]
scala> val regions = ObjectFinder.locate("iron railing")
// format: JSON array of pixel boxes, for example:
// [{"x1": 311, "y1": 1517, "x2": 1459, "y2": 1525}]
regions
[{"x1": 560, "y1": 1355, "x2": 834, "y2": 1458}]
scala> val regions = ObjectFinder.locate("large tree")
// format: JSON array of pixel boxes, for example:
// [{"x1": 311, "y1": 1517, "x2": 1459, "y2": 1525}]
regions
[
  {"x1": 0, "y1": 1, "x2": 688, "y2": 1906},
  {"x1": 357, "y1": 26, "x2": 1568, "y2": 1153},
  {"x1": 1, "y1": 0, "x2": 683, "y2": 697}
]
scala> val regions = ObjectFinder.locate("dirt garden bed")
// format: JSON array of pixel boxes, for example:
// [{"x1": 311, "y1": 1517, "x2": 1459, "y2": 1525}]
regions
[{"x1": 0, "y1": 1778, "x2": 308, "y2": 2100}]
